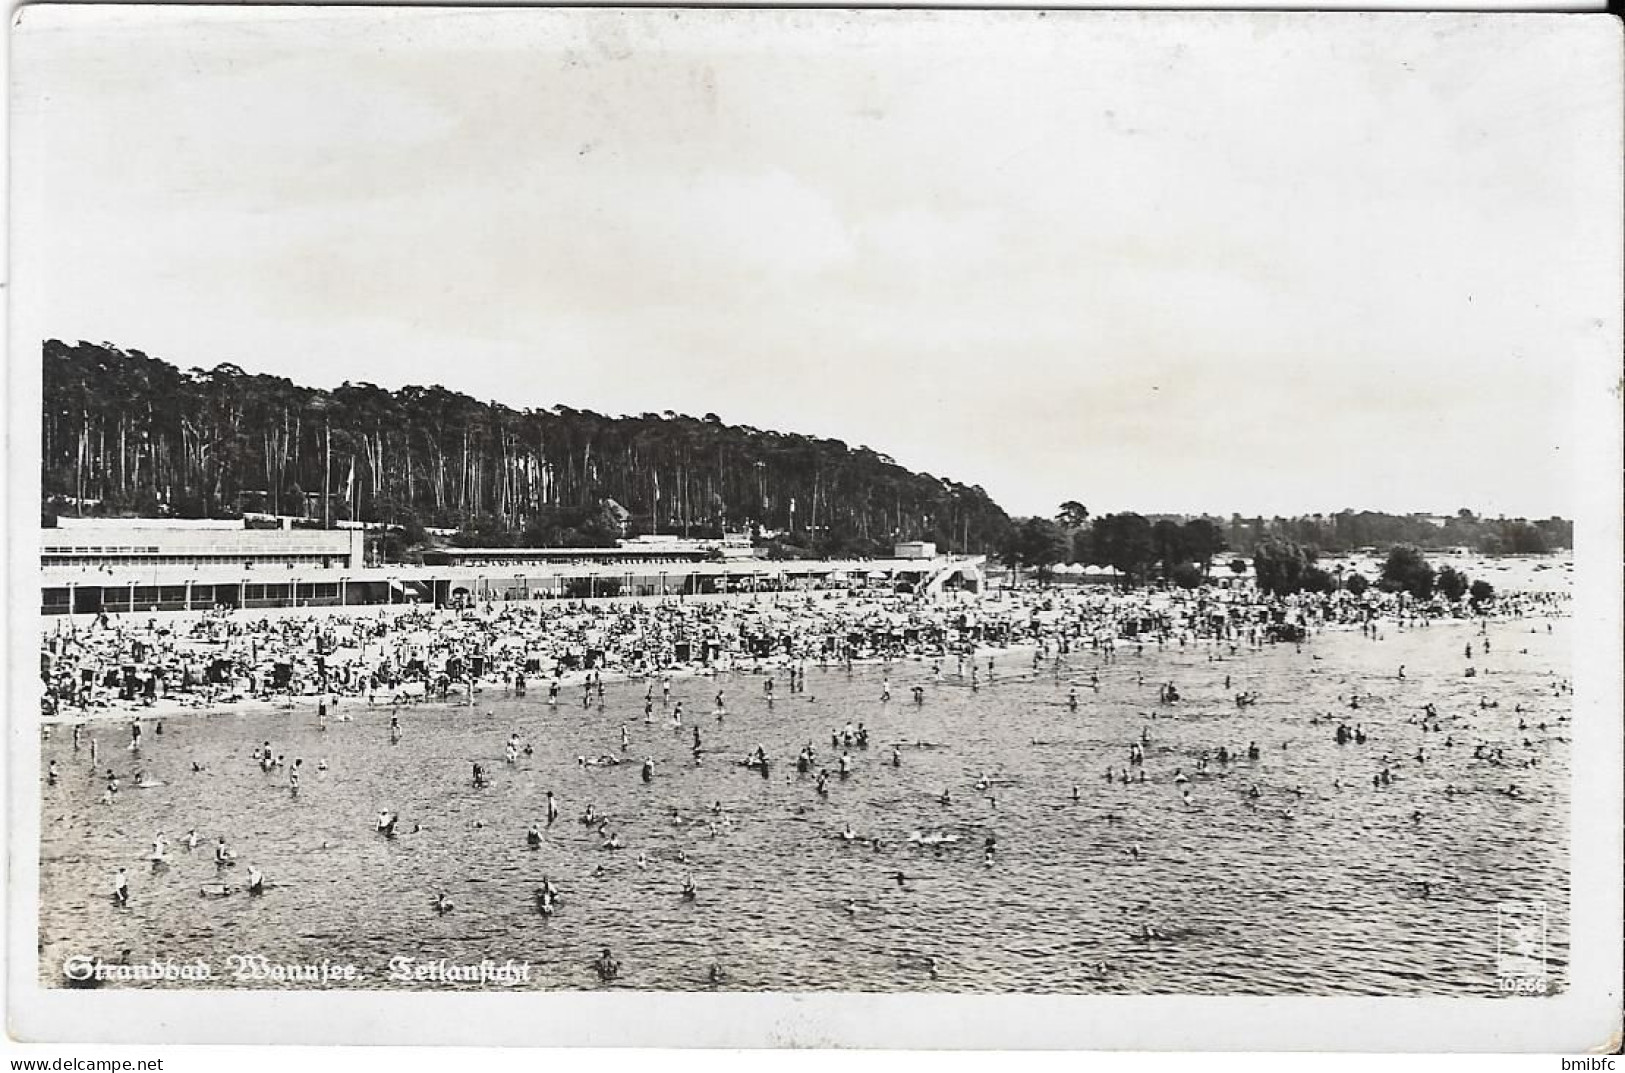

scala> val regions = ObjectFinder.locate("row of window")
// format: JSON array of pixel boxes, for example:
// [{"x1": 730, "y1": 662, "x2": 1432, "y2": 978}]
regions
[
  {"x1": 43, "y1": 581, "x2": 346, "y2": 604},
  {"x1": 42, "y1": 555, "x2": 340, "y2": 568}
]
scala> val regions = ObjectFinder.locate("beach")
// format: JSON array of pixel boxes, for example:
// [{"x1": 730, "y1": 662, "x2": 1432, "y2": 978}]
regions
[{"x1": 38, "y1": 582, "x2": 1572, "y2": 995}]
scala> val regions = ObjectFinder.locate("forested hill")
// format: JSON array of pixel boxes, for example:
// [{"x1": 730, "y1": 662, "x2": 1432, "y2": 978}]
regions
[{"x1": 41, "y1": 340, "x2": 1012, "y2": 555}]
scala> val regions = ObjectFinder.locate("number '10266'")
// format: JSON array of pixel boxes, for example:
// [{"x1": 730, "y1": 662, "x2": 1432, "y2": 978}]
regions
[{"x1": 1498, "y1": 975, "x2": 1549, "y2": 994}]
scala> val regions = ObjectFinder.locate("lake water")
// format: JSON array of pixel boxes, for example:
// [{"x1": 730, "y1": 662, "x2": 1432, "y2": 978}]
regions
[{"x1": 39, "y1": 611, "x2": 1571, "y2": 995}]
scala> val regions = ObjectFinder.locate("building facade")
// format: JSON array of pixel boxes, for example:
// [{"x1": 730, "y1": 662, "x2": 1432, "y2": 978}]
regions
[{"x1": 38, "y1": 521, "x2": 982, "y2": 615}]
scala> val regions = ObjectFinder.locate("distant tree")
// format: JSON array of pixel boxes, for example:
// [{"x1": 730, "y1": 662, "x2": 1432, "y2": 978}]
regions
[
  {"x1": 1091, "y1": 513, "x2": 1155, "y2": 588},
  {"x1": 1301, "y1": 565, "x2": 1336, "y2": 594},
  {"x1": 1056, "y1": 501, "x2": 1090, "y2": 530},
  {"x1": 1344, "y1": 573, "x2": 1371, "y2": 597},
  {"x1": 1169, "y1": 562, "x2": 1204, "y2": 590},
  {"x1": 452, "y1": 513, "x2": 517, "y2": 548},
  {"x1": 1380, "y1": 544, "x2": 1435, "y2": 599},
  {"x1": 1436, "y1": 565, "x2": 1470, "y2": 602},
  {"x1": 1070, "y1": 526, "x2": 1093, "y2": 568},
  {"x1": 1502, "y1": 521, "x2": 1549, "y2": 555},
  {"x1": 399, "y1": 512, "x2": 429, "y2": 548},
  {"x1": 1253, "y1": 538, "x2": 1314, "y2": 596},
  {"x1": 1181, "y1": 518, "x2": 1227, "y2": 576},
  {"x1": 1228, "y1": 558, "x2": 1248, "y2": 575},
  {"x1": 1017, "y1": 517, "x2": 1070, "y2": 584},
  {"x1": 1151, "y1": 519, "x2": 1188, "y2": 581},
  {"x1": 998, "y1": 525, "x2": 1025, "y2": 585},
  {"x1": 1469, "y1": 579, "x2": 1495, "y2": 606}
]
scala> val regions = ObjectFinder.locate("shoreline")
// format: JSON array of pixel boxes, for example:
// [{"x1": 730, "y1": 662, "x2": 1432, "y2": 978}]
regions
[
  {"x1": 37, "y1": 639, "x2": 1050, "y2": 728},
  {"x1": 38, "y1": 609, "x2": 1552, "y2": 730}
]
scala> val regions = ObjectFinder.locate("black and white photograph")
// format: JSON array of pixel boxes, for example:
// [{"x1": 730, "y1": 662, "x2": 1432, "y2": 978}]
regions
[{"x1": 7, "y1": 4, "x2": 1621, "y2": 1051}]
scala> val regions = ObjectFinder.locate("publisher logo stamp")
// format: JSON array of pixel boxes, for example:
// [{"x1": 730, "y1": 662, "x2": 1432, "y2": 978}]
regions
[{"x1": 1496, "y1": 900, "x2": 1548, "y2": 994}]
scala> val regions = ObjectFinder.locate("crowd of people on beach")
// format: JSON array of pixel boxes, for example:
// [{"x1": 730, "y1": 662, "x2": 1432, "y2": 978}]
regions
[{"x1": 39, "y1": 583, "x2": 1567, "y2": 722}]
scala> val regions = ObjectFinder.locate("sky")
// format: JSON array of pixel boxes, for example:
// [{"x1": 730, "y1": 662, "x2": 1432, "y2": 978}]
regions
[{"x1": 10, "y1": 8, "x2": 1620, "y2": 520}]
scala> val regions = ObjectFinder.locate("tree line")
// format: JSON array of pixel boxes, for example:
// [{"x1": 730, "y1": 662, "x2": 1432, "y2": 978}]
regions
[
  {"x1": 1224, "y1": 510, "x2": 1568, "y2": 556},
  {"x1": 41, "y1": 340, "x2": 1012, "y2": 557},
  {"x1": 1000, "y1": 505, "x2": 1228, "y2": 588},
  {"x1": 1252, "y1": 540, "x2": 1495, "y2": 605},
  {"x1": 998, "y1": 500, "x2": 1553, "y2": 595}
]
